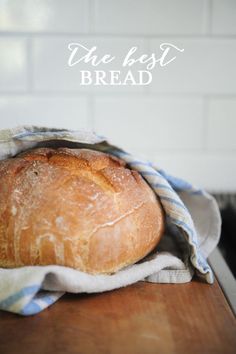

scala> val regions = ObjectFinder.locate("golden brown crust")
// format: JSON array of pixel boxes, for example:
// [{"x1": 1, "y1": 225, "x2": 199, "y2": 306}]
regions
[{"x1": 0, "y1": 148, "x2": 164, "y2": 274}]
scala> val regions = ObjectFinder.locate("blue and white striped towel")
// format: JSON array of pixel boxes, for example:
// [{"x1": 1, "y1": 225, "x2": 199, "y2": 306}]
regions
[{"x1": 0, "y1": 126, "x2": 221, "y2": 316}]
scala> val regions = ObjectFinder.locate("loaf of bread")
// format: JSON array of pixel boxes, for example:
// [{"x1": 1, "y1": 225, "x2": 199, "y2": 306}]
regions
[{"x1": 0, "y1": 147, "x2": 164, "y2": 274}]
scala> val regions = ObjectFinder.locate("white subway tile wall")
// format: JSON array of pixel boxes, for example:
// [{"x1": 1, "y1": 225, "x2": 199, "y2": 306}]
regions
[
  {"x1": 0, "y1": 38, "x2": 28, "y2": 91},
  {"x1": 93, "y1": 0, "x2": 206, "y2": 35},
  {"x1": 32, "y1": 37, "x2": 146, "y2": 92},
  {"x1": 94, "y1": 97, "x2": 204, "y2": 150},
  {"x1": 0, "y1": 0, "x2": 89, "y2": 33},
  {"x1": 0, "y1": 96, "x2": 89, "y2": 129},
  {"x1": 150, "y1": 39, "x2": 236, "y2": 94},
  {"x1": 0, "y1": 0, "x2": 235, "y2": 192},
  {"x1": 207, "y1": 99, "x2": 236, "y2": 150},
  {"x1": 212, "y1": 0, "x2": 236, "y2": 35}
]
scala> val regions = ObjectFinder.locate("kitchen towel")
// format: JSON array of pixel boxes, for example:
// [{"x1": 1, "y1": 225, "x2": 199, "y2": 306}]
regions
[{"x1": 0, "y1": 126, "x2": 221, "y2": 316}]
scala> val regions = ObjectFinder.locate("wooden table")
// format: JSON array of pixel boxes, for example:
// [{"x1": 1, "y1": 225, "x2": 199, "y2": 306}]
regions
[{"x1": 0, "y1": 278, "x2": 235, "y2": 354}]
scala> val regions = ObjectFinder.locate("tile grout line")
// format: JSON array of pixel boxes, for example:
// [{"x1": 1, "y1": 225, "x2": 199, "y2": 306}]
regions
[
  {"x1": 26, "y1": 37, "x2": 34, "y2": 93},
  {"x1": 88, "y1": 0, "x2": 94, "y2": 34},
  {"x1": 143, "y1": 37, "x2": 151, "y2": 95},
  {"x1": 203, "y1": 0, "x2": 213, "y2": 35},
  {"x1": 0, "y1": 90, "x2": 236, "y2": 100},
  {"x1": 0, "y1": 32, "x2": 236, "y2": 39},
  {"x1": 0, "y1": 92, "x2": 236, "y2": 99},
  {"x1": 208, "y1": 0, "x2": 213, "y2": 35},
  {"x1": 202, "y1": 96, "x2": 209, "y2": 152},
  {"x1": 87, "y1": 95, "x2": 95, "y2": 131}
]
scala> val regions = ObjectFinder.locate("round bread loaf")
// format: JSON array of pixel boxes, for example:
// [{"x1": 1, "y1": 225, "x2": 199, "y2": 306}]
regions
[{"x1": 0, "y1": 147, "x2": 164, "y2": 274}]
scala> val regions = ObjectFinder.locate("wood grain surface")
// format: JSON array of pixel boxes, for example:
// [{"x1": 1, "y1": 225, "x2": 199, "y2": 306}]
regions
[{"x1": 0, "y1": 278, "x2": 235, "y2": 354}]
